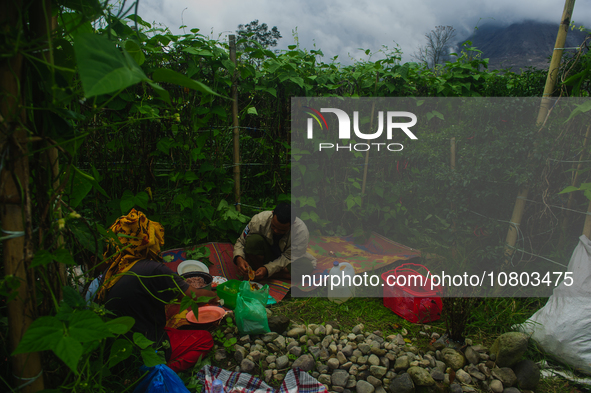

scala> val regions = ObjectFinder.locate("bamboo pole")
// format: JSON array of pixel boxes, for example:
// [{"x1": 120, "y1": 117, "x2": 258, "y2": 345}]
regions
[
  {"x1": 583, "y1": 200, "x2": 591, "y2": 239},
  {"x1": 451, "y1": 138, "x2": 457, "y2": 257},
  {"x1": 229, "y1": 35, "x2": 241, "y2": 212},
  {"x1": 361, "y1": 72, "x2": 379, "y2": 204},
  {"x1": 1, "y1": 0, "x2": 45, "y2": 390},
  {"x1": 504, "y1": 0, "x2": 576, "y2": 260}
]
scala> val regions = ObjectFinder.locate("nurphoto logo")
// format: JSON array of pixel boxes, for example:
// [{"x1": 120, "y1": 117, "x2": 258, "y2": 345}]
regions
[{"x1": 304, "y1": 106, "x2": 418, "y2": 152}]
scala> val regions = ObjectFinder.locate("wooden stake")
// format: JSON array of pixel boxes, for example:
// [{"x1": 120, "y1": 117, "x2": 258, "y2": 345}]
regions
[
  {"x1": 504, "y1": 0, "x2": 576, "y2": 260},
  {"x1": 229, "y1": 35, "x2": 241, "y2": 212},
  {"x1": 1, "y1": 0, "x2": 45, "y2": 389}
]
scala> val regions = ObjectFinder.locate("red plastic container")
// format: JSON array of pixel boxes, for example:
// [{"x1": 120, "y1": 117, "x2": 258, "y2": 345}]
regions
[{"x1": 381, "y1": 263, "x2": 443, "y2": 323}]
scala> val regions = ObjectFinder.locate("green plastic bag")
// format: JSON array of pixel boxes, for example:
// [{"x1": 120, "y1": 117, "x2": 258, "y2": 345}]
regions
[{"x1": 235, "y1": 281, "x2": 270, "y2": 335}]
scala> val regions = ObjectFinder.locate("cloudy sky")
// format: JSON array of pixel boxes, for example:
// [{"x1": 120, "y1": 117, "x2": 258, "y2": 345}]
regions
[{"x1": 134, "y1": 0, "x2": 590, "y2": 64}]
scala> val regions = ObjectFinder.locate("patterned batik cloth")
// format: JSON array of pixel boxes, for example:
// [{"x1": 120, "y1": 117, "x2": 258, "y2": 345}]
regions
[{"x1": 97, "y1": 209, "x2": 165, "y2": 301}]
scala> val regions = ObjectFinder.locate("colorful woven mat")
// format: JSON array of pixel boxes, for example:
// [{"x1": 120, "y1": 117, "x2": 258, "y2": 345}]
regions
[
  {"x1": 301, "y1": 232, "x2": 421, "y2": 290},
  {"x1": 162, "y1": 242, "x2": 292, "y2": 303}
]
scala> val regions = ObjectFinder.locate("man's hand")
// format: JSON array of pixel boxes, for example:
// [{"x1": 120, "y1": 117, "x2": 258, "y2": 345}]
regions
[
  {"x1": 235, "y1": 256, "x2": 250, "y2": 277},
  {"x1": 254, "y1": 266, "x2": 268, "y2": 280}
]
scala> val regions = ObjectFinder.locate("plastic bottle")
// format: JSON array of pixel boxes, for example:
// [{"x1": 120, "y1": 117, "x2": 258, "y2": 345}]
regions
[
  {"x1": 328, "y1": 261, "x2": 355, "y2": 304},
  {"x1": 212, "y1": 379, "x2": 224, "y2": 393}
]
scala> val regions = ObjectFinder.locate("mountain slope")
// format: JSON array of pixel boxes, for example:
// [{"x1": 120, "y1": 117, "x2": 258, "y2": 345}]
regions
[{"x1": 460, "y1": 20, "x2": 588, "y2": 72}]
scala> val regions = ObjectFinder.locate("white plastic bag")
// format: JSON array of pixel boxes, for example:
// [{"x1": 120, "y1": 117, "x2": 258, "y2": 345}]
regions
[{"x1": 517, "y1": 235, "x2": 591, "y2": 374}]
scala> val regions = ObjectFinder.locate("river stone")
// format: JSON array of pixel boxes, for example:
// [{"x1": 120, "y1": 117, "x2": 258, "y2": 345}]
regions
[
  {"x1": 513, "y1": 359, "x2": 540, "y2": 390},
  {"x1": 276, "y1": 355, "x2": 289, "y2": 369},
  {"x1": 267, "y1": 315, "x2": 290, "y2": 333},
  {"x1": 266, "y1": 355, "x2": 276, "y2": 363},
  {"x1": 267, "y1": 343, "x2": 280, "y2": 352},
  {"x1": 466, "y1": 367, "x2": 486, "y2": 381},
  {"x1": 359, "y1": 343, "x2": 371, "y2": 355},
  {"x1": 370, "y1": 365, "x2": 388, "y2": 379},
  {"x1": 274, "y1": 374, "x2": 284, "y2": 382},
  {"x1": 449, "y1": 383, "x2": 462, "y2": 393},
  {"x1": 287, "y1": 327, "x2": 306, "y2": 337},
  {"x1": 337, "y1": 351, "x2": 348, "y2": 364},
  {"x1": 358, "y1": 356, "x2": 368, "y2": 365},
  {"x1": 289, "y1": 346, "x2": 302, "y2": 357},
  {"x1": 234, "y1": 346, "x2": 247, "y2": 363},
  {"x1": 368, "y1": 354, "x2": 380, "y2": 366},
  {"x1": 455, "y1": 369, "x2": 472, "y2": 385},
  {"x1": 264, "y1": 369, "x2": 273, "y2": 383},
  {"x1": 317, "y1": 363, "x2": 329, "y2": 374},
  {"x1": 319, "y1": 348, "x2": 330, "y2": 361},
  {"x1": 214, "y1": 349, "x2": 227, "y2": 362},
  {"x1": 292, "y1": 354, "x2": 315, "y2": 371},
  {"x1": 395, "y1": 334, "x2": 406, "y2": 346},
  {"x1": 478, "y1": 363, "x2": 491, "y2": 378},
  {"x1": 342, "y1": 344, "x2": 353, "y2": 357},
  {"x1": 329, "y1": 343, "x2": 338, "y2": 354},
  {"x1": 379, "y1": 356, "x2": 390, "y2": 369},
  {"x1": 326, "y1": 324, "x2": 333, "y2": 335},
  {"x1": 489, "y1": 332, "x2": 528, "y2": 368},
  {"x1": 464, "y1": 346, "x2": 480, "y2": 365},
  {"x1": 353, "y1": 324, "x2": 364, "y2": 334},
  {"x1": 491, "y1": 367, "x2": 517, "y2": 387},
  {"x1": 262, "y1": 332, "x2": 279, "y2": 342},
  {"x1": 430, "y1": 369, "x2": 445, "y2": 382},
  {"x1": 332, "y1": 370, "x2": 349, "y2": 387},
  {"x1": 356, "y1": 380, "x2": 375, "y2": 393},
  {"x1": 489, "y1": 379, "x2": 503, "y2": 393},
  {"x1": 407, "y1": 366, "x2": 435, "y2": 386},
  {"x1": 349, "y1": 364, "x2": 359, "y2": 376},
  {"x1": 341, "y1": 361, "x2": 353, "y2": 371},
  {"x1": 394, "y1": 355, "x2": 410, "y2": 372},
  {"x1": 348, "y1": 333, "x2": 357, "y2": 341},
  {"x1": 318, "y1": 374, "x2": 331, "y2": 385},
  {"x1": 367, "y1": 376, "x2": 382, "y2": 387},
  {"x1": 502, "y1": 388, "x2": 520, "y2": 393},
  {"x1": 442, "y1": 350, "x2": 465, "y2": 370},
  {"x1": 240, "y1": 359, "x2": 255, "y2": 373},
  {"x1": 239, "y1": 335, "x2": 251, "y2": 344},
  {"x1": 327, "y1": 358, "x2": 340, "y2": 370},
  {"x1": 249, "y1": 350, "x2": 263, "y2": 362},
  {"x1": 309, "y1": 346, "x2": 321, "y2": 359},
  {"x1": 322, "y1": 335, "x2": 332, "y2": 348},
  {"x1": 315, "y1": 325, "x2": 326, "y2": 336},
  {"x1": 273, "y1": 335, "x2": 286, "y2": 349},
  {"x1": 389, "y1": 373, "x2": 414, "y2": 393}
]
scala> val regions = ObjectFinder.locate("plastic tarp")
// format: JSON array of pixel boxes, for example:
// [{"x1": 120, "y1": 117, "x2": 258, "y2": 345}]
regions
[{"x1": 516, "y1": 235, "x2": 591, "y2": 374}]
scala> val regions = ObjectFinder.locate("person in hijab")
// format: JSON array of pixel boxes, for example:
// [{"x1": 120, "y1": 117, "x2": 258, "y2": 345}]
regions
[{"x1": 97, "y1": 209, "x2": 217, "y2": 373}]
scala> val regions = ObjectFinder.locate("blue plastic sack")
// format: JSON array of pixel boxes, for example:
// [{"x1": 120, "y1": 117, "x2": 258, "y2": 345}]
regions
[{"x1": 133, "y1": 364, "x2": 190, "y2": 393}]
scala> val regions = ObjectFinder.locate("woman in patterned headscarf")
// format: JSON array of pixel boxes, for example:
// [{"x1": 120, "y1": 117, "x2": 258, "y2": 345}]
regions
[{"x1": 98, "y1": 209, "x2": 218, "y2": 373}]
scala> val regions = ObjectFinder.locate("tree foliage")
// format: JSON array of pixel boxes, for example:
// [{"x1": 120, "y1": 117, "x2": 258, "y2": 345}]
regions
[
  {"x1": 236, "y1": 19, "x2": 282, "y2": 50},
  {"x1": 413, "y1": 25, "x2": 457, "y2": 68}
]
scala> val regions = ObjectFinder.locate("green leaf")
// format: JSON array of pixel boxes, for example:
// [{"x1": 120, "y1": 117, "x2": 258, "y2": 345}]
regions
[
  {"x1": 53, "y1": 249, "x2": 75, "y2": 265},
  {"x1": 134, "y1": 191, "x2": 149, "y2": 210},
  {"x1": 566, "y1": 100, "x2": 591, "y2": 122},
  {"x1": 72, "y1": 166, "x2": 108, "y2": 198},
  {"x1": 13, "y1": 317, "x2": 63, "y2": 354},
  {"x1": 54, "y1": 336, "x2": 83, "y2": 373},
  {"x1": 108, "y1": 339, "x2": 134, "y2": 368},
  {"x1": 62, "y1": 286, "x2": 86, "y2": 309},
  {"x1": 69, "y1": 310, "x2": 114, "y2": 342},
  {"x1": 346, "y1": 196, "x2": 355, "y2": 210},
  {"x1": 141, "y1": 347, "x2": 165, "y2": 367},
  {"x1": 247, "y1": 106, "x2": 258, "y2": 115},
  {"x1": 75, "y1": 33, "x2": 148, "y2": 97},
  {"x1": 558, "y1": 186, "x2": 580, "y2": 194},
  {"x1": 31, "y1": 250, "x2": 53, "y2": 268},
  {"x1": 60, "y1": 12, "x2": 94, "y2": 37},
  {"x1": 152, "y1": 69, "x2": 223, "y2": 97},
  {"x1": 125, "y1": 40, "x2": 145, "y2": 66},
  {"x1": 133, "y1": 332, "x2": 154, "y2": 349},
  {"x1": 120, "y1": 190, "x2": 135, "y2": 214},
  {"x1": 105, "y1": 316, "x2": 135, "y2": 334}
]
